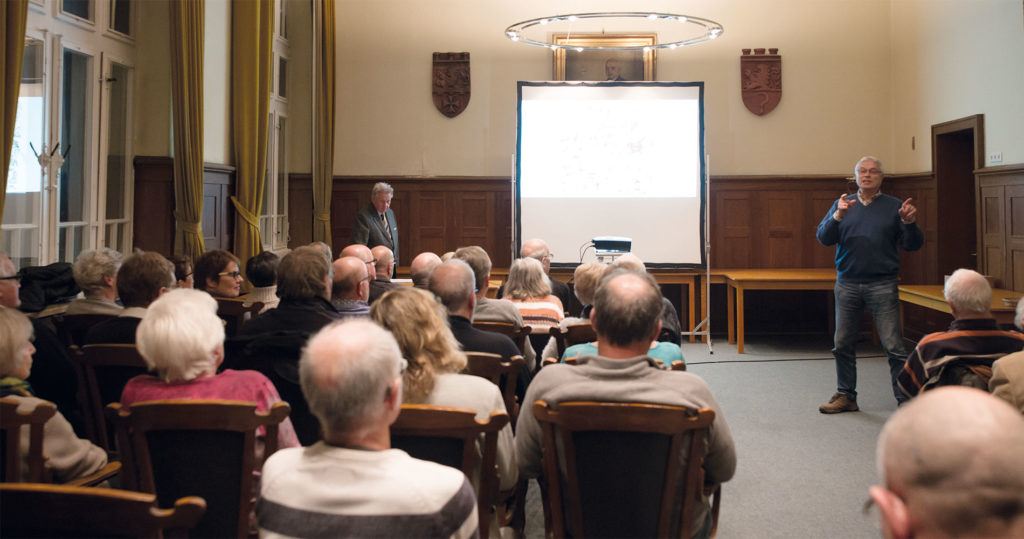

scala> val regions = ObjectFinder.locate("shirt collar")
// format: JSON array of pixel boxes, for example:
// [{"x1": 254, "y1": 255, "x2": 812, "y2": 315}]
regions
[{"x1": 857, "y1": 189, "x2": 882, "y2": 205}]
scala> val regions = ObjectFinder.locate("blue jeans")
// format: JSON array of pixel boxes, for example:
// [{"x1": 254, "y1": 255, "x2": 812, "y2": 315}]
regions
[{"x1": 832, "y1": 279, "x2": 907, "y2": 402}]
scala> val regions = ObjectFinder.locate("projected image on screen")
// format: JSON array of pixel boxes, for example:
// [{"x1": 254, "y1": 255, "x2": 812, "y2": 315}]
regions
[{"x1": 517, "y1": 82, "x2": 706, "y2": 266}]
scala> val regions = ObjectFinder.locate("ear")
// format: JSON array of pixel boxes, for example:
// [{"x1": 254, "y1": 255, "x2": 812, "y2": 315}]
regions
[
  {"x1": 212, "y1": 343, "x2": 225, "y2": 369},
  {"x1": 870, "y1": 485, "x2": 912, "y2": 539},
  {"x1": 589, "y1": 307, "x2": 596, "y2": 324}
]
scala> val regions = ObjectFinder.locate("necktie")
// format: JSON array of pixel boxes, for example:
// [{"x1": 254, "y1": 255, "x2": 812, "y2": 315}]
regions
[{"x1": 381, "y1": 214, "x2": 391, "y2": 239}]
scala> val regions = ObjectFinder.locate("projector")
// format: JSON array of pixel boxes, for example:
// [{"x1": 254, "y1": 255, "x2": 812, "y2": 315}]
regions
[{"x1": 594, "y1": 236, "x2": 632, "y2": 254}]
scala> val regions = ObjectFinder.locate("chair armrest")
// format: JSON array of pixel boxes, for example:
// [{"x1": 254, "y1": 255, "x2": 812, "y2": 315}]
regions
[{"x1": 65, "y1": 461, "x2": 122, "y2": 487}]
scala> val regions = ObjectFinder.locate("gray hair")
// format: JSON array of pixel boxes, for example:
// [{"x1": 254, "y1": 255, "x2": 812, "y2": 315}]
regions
[
  {"x1": 0, "y1": 307, "x2": 33, "y2": 377},
  {"x1": 855, "y1": 156, "x2": 884, "y2": 175},
  {"x1": 943, "y1": 268, "x2": 991, "y2": 316},
  {"x1": 300, "y1": 319, "x2": 404, "y2": 436},
  {"x1": 73, "y1": 248, "x2": 124, "y2": 295},
  {"x1": 136, "y1": 289, "x2": 224, "y2": 382},
  {"x1": 429, "y1": 259, "x2": 475, "y2": 312},
  {"x1": 505, "y1": 257, "x2": 551, "y2": 299},
  {"x1": 371, "y1": 182, "x2": 394, "y2": 198},
  {"x1": 453, "y1": 246, "x2": 492, "y2": 292},
  {"x1": 278, "y1": 246, "x2": 332, "y2": 300},
  {"x1": 1015, "y1": 297, "x2": 1024, "y2": 330},
  {"x1": 593, "y1": 269, "x2": 663, "y2": 347}
]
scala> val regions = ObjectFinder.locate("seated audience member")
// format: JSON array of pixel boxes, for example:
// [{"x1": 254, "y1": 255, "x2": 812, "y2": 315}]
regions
[
  {"x1": 168, "y1": 254, "x2": 193, "y2": 289},
  {"x1": 257, "y1": 319, "x2": 479, "y2": 538},
  {"x1": 989, "y1": 297, "x2": 1024, "y2": 414},
  {"x1": 1, "y1": 253, "x2": 82, "y2": 433},
  {"x1": 454, "y1": 246, "x2": 536, "y2": 369},
  {"x1": 194, "y1": 249, "x2": 243, "y2": 298},
  {"x1": 518, "y1": 238, "x2": 574, "y2": 314},
  {"x1": 308, "y1": 241, "x2": 333, "y2": 263},
  {"x1": 441, "y1": 251, "x2": 455, "y2": 262},
  {"x1": 66, "y1": 248, "x2": 124, "y2": 315},
  {"x1": 240, "y1": 246, "x2": 340, "y2": 337},
  {"x1": 504, "y1": 257, "x2": 564, "y2": 334},
  {"x1": 898, "y1": 268, "x2": 1024, "y2": 398},
  {"x1": 368, "y1": 245, "x2": 401, "y2": 304},
  {"x1": 869, "y1": 386, "x2": 1024, "y2": 538},
  {"x1": 607, "y1": 254, "x2": 682, "y2": 344},
  {"x1": 370, "y1": 287, "x2": 517, "y2": 492},
  {"x1": 331, "y1": 256, "x2": 371, "y2": 318},
  {"x1": 0, "y1": 307, "x2": 108, "y2": 482},
  {"x1": 540, "y1": 262, "x2": 606, "y2": 361},
  {"x1": 410, "y1": 251, "x2": 442, "y2": 289},
  {"x1": 121, "y1": 288, "x2": 299, "y2": 448},
  {"x1": 430, "y1": 259, "x2": 530, "y2": 398},
  {"x1": 86, "y1": 251, "x2": 176, "y2": 344},
  {"x1": 516, "y1": 269, "x2": 735, "y2": 538},
  {"x1": 340, "y1": 243, "x2": 376, "y2": 280},
  {"x1": 243, "y1": 251, "x2": 280, "y2": 313}
]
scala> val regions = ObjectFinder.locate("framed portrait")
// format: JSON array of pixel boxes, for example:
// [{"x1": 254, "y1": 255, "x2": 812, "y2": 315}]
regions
[{"x1": 553, "y1": 34, "x2": 656, "y2": 81}]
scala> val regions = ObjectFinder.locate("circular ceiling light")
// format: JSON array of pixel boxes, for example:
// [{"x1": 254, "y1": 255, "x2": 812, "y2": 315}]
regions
[{"x1": 505, "y1": 12, "x2": 724, "y2": 51}]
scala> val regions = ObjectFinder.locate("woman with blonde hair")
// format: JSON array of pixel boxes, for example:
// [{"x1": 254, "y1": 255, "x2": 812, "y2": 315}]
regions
[
  {"x1": 0, "y1": 307, "x2": 108, "y2": 482},
  {"x1": 370, "y1": 286, "x2": 517, "y2": 492}
]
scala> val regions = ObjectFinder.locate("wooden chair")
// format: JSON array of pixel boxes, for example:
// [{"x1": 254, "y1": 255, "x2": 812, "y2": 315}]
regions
[
  {"x1": 390, "y1": 404, "x2": 509, "y2": 539},
  {"x1": 472, "y1": 321, "x2": 532, "y2": 356},
  {"x1": 533, "y1": 400, "x2": 719, "y2": 539},
  {"x1": 0, "y1": 397, "x2": 121, "y2": 486},
  {"x1": 78, "y1": 343, "x2": 151, "y2": 451},
  {"x1": 215, "y1": 297, "x2": 264, "y2": 338},
  {"x1": 53, "y1": 313, "x2": 117, "y2": 348},
  {"x1": 464, "y1": 352, "x2": 524, "y2": 424},
  {"x1": 0, "y1": 483, "x2": 206, "y2": 538},
  {"x1": 549, "y1": 322, "x2": 597, "y2": 359},
  {"x1": 106, "y1": 399, "x2": 290, "y2": 539}
]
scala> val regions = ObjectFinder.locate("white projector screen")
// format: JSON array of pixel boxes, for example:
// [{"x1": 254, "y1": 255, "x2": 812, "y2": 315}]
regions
[{"x1": 516, "y1": 82, "x2": 706, "y2": 267}]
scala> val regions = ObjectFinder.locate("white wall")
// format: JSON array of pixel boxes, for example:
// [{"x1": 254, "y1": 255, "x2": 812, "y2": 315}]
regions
[
  {"x1": 133, "y1": 0, "x2": 171, "y2": 156},
  {"x1": 890, "y1": 0, "x2": 1024, "y2": 171},
  {"x1": 203, "y1": 0, "x2": 232, "y2": 165}
]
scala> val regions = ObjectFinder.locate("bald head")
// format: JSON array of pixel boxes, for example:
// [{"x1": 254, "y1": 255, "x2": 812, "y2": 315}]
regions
[
  {"x1": 332, "y1": 256, "x2": 369, "y2": 301},
  {"x1": 872, "y1": 387, "x2": 1024, "y2": 538},
  {"x1": 592, "y1": 270, "x2": 663, "y2": 349},
  {"x1": 944, "y1": 268, "x2": 993, "y2": 319},
  {"x1": 300, "y1": 319, "x2": 404, "y2": 440},
  {"x1": 410, "y1": 252, "x2": 442, "y2": 288},
  {"x1": 341, "y1": 243, "x2": 375, "y2": 278},
  {"x1": 521, "y1": 238, "x2": 551, "y2": 274},
  {"x1": 428, "y1": 259, "x2": 476, "y2": 317},
  {"x1": 371, "y1": 246, "x2": 394, "y2": 277}
]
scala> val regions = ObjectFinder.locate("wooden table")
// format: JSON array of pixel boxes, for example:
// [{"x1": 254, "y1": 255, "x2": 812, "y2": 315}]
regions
[
  {"x1": 899, "y1": 285, "x2": 1019, "y2": 325},
  {"x1": 723, "y1": 269, "x2": 838, "y2": 354}
]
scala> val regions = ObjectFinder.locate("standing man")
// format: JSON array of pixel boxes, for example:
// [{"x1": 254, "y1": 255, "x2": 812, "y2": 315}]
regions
[
  {"x1": 816, "y1": 156, "x2": 923, "y2": 413},
  {"x1": 351, "y1": 182, "x2": 399, "y2": 270}
]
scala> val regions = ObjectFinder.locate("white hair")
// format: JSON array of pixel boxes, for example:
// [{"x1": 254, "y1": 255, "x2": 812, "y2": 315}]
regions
[
  {"x1": 0, "y1": 307, "x2": 33, "y2": 377},
  {"x1": 943, "y1": 268, "x2": 991, "y2": 316},
  {"x1": 371, "y1": 182, "x2": 394, "y2": 197},
  {"x1": 136, "y1": 288, "x2": 224, "y2": 382},
  {"x1": 855, "y1": 156, "x2": 884, "y2": 175},
  {"x1": 73, "y1": 248, "x2": 123, "y2": 295}
]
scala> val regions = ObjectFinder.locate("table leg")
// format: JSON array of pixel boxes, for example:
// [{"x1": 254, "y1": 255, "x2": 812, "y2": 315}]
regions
[
  {"x1": 701, "y1": 279, "x2": 709, "y2": 343},
  {"x1": 686, "y1": 279, "x2": 696, "y2": 343},
  {"x1": 727, "y1": 283, "x2": 735, "y2": 344},
  {"x1": 736, "y1": 287, "x2": 745, "y2": 354}
]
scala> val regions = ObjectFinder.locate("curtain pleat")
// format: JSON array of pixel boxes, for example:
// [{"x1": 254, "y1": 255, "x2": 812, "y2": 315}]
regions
[
  {"x1": 169, "y1": 0, "x2": 206, "y2": 260},
  {"x1": 230, "y1": 0, "x2": 273, "y2": 289},
  {"x1": 1, "y1": 0, "x2": 29, "y2": 224},
  {"x1": 312, "y1": 0, "x2": 336, "y2": 246}
]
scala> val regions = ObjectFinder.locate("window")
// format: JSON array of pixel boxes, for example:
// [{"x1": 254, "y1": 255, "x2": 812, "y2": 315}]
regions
[{"x1": 260, "y1": 0, "x2": 290, "y2": 251}]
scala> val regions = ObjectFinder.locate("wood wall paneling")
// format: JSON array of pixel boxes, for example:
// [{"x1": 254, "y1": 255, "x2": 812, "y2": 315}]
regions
[
  {"x1": 287, "y1": 174, "x2": 313, "y2": 248},
  {"x1": 976, "y1": 165, "x2": 1024, "y2": 291}
]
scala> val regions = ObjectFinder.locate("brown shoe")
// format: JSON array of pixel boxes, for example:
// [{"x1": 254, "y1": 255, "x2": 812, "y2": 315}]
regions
[{"x1": 819, "y1": 392, "x2": 859, "y2": 414}]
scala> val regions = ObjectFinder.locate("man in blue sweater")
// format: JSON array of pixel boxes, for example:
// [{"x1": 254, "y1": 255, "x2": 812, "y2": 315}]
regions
[{"x1": 816, "y1": 156, "x2": 923, "y2": 413}]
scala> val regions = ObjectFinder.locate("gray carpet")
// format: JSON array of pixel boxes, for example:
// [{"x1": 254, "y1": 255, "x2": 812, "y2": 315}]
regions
[{"x1": 522, "y1": 334, "x2": 896, "y2": 539}]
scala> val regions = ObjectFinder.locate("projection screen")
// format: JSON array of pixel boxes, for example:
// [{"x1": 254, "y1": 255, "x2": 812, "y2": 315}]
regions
[{"x1": 516, "y1": 81, "x2": 706, "y2": 267}]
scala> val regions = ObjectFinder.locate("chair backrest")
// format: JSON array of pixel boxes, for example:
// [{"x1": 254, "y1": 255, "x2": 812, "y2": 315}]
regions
[
  {"x1": 215, "y1": 298, "x2": 264, "y2": 338},
  {"x1": 0, "y1": 397, "x2": 57, "y2": 483},
  {"x1": 472, "y1": 321, "x2": 532, "y2": 356},
  {"x1": 464, "y1": 352, "x2": 524, "y2": 424},
  {"x1": 54, "y1": 314, "x2": 118, "y2": 348},
  {"x1": 550, "y1": 322, "x2": 598, "y2": 359},
  {"x1": 106, "y1": 399, "x2": 290, "y2": 538},
  {"x1": 0, "y1": 483, "x2": 206, "y2": 538},
  {"x1": 391, "y1": 404, "x2": 509, "y2": 539},
  {"x1": 533, "y1": 400, "x2": 715, "y2": 539},
  {"x1": 79, "y1": 344, "x2": 151, "y2": 451}
]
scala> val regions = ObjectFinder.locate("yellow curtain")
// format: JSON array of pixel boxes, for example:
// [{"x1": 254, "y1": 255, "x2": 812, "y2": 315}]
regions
[
  {"x1": 312, "y1": 0, "x2": 336, "y2": 245},
  {"x1": 1, "y1": 0, "x2": 29, "y2": 225},
  {"x1": 169, "y1": 0, "x2": 206, "y2": 261},
  {"x1": 230, "y1": 0, "x2": 273, "y2": 290}
]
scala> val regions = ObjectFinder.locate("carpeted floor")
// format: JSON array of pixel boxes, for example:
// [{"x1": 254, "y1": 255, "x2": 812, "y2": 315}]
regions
[{"x1": 520, "y1": 333, "x2": 897, "y2": 539}]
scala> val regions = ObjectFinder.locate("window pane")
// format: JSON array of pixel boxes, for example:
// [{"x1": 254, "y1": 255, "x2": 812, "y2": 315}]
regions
[
  {"x1": 105, "y1": 63, "x2": 129, "y2": 220},
  {"x1": 277, "y1": 57, "x2": 287, "y2": 98},
  {"x1": 60, "y1": 49, "x2": 90, "y2": 224},
  {"x1": 277, "y1": 118, "x2": 286, "y2": 215},
  {"x1": 3, "y1": 38, "x2": 45, "y2": 267},
  {"x1": 110, "y1": 0, "x2": 131, "y2": 35},
  {"x1": 62, "y1": 0, "x2": 91, "y2": 20}
]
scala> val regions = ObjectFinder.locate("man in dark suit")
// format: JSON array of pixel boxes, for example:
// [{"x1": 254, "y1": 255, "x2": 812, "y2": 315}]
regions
[
  {"x1": 85, "y1": 251, "x2": 175, "y2": 344},
  {"x1": 350, "y1": 182, "x2": 399, "y2": 269}
]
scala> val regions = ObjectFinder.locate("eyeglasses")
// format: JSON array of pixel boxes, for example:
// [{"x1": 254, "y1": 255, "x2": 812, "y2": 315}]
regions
[
  {"x1": 0, "y1": 275, "x2": 20, "y2": 282},
  {"x1": 857, "y1": 168, "x2": 881, "y2": 175},
  {"x1": 218, "y1": 271, "x2": 242, "y2": 279}
]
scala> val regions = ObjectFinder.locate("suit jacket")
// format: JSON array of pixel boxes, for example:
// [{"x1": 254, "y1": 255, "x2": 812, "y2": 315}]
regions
[
  {"x1": 350, "y1": 204, "x2": 399, "y2": 266},
  {"x1": 990, "y1": 351, "x2": 1024, "y2": 415}
]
